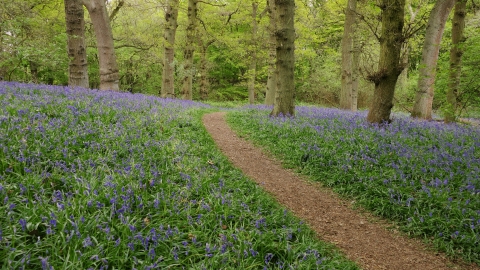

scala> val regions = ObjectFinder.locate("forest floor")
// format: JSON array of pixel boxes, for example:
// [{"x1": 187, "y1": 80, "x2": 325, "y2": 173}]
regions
[{"x1": 202, "y1": 112, "x2": 480, "y2": 270}]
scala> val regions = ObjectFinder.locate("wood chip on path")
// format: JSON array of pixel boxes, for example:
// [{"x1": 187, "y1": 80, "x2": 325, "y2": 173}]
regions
[{"x1": 202, "y1": 112, "x2": 479, "y2": 270}]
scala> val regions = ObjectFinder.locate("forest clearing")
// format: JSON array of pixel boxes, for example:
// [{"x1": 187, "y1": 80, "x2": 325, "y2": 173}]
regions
[
  {"x1": 1, "y1": 81, "x2": 479, "y2": 269},
  {"x1": 2, "y1": 0, "x2": 480, "y2": 268}
]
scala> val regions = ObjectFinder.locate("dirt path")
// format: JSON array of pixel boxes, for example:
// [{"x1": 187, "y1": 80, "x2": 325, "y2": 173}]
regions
[{"x1": 202, "y1": 112, "x2": 479, "y2": 270}]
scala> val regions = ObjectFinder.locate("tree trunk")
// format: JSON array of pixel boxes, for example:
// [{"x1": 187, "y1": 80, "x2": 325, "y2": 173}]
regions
[
  {"x1": 366, "y1": 0, "x2": 406, "y2": 124},
  {"x1": 161, "y1": 0, "x2": 179, "y2": 98},
  {"x1": 445, "y1": 0, "x2": 467, "y2": 123},
  {"x1": 264, "y1": 0, "x2": 277, "y2": 106},
  {"x1": 397, "y1": 2, "x2": 420, "y2": 91},
  {"x1": 181, "y1": 0, "x2": 197, "y2": 100},
  {"x1": 199, "y1": 40, "x2": 213, "y2": 101},
  {"x1": 351, "y1": 40, "x2": 359, "y2": 110},
  {"x1": 82, "y1": 0, "x2": 119, "y2": 91},
  {"x1": 411, "y1": 0, "x2": 455, "y2": 120},
  {"x1": 340, "y1": 0, "x2": 357, "y2": 111},
  {"x1": 65, "y1": 0, "x2": 89, "y2": 88},
  {"x1": 248, "y1": 2, "x2": 258, "y2": 104},
  {"x1": 270, "y1": 0, "x2": 295, "y2": 116}
]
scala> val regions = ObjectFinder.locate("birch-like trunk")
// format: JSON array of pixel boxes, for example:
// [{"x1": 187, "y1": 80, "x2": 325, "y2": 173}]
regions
[
  {"x1": 411, "y1": 0, "x2": 455, "y2": 120},
  {"x1": 340, "y1": 0, "x2": 357, "y2": 110},
  {"x1": 270, "y1": 0, "x2": 295, "y2": 116},
  {"x1": 248, "y1": 2, "x2": 258, "y2": 104},
  {"x1": 366, "y1": 0, "x2": 405, "y2": 124},
  {"x1": 181, "y1": 0, "x2": 197, "y2": 100},
  {"x1": 264, "y1": 0, "x2": 277, "y2": 105},
  {"x1": 445, "y1": 0, "x2": 467, "y2": 123},
  {"x1": 65, "y1": 0, "x2": 89, "y2": 88},
  {"x1": 161, "y1": 0, "x2": 179, "y2": 98},
  {"x1": 82, "y1": 0, "x2": 119, "y2": 91}
]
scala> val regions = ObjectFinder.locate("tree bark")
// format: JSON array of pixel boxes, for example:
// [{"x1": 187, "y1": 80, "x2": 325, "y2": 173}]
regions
[
  {"x1": 82, "y1": 0, "x2": 119, "y2": 91},
  {"x1": 65, "y1": 0, "x2": 89, "y2": 88},
  {"x1": 161, "y1": 0, "x2": 179, "y2": 98},
  {"x1": 270, "y1": 0, "x2": 295, "y2": 116},
  {"x1": 340, "y1": 0, "x2": 357, "y2": 111},
  {"x1": 265, "y1": 0, "x2": 277, "y2": 106},
  {"x1": 411, "y1": 0, "x2": 455, "y2": 120},
  {"x1": 248, "y1": 2, "x2": 258, "y2": 104},
  {"x1": 445, "y1": 0, "x2": 467, "y2": 123},
  {"x1": 351, "y1": 39, "x2": 359, "y2": 110},
  {"x1": 366, "y1": 0, "x2": 406, "y2": 124},
  {"x1": 181, "y1": 0, "x2": 197, "y2": 100},
  {"x1": 397, "y1": 2, "x2": 419, "y2": 91},
  {"x1": 199, "y1": 39, "x2": 213, "y2": 101}
]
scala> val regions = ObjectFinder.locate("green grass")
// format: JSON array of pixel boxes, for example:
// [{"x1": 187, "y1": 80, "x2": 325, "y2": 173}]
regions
[
  {"x1": 0, "y1": 82, "x2": 358, "y2": 269},
  {"x1": 226, "y1": 106, "x2": 480, "y2": 264}
]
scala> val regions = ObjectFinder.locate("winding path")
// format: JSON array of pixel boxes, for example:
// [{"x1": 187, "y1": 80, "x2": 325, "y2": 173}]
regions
[{"x1": 202, "y1": 112, "x2": 478, "y2": 270}]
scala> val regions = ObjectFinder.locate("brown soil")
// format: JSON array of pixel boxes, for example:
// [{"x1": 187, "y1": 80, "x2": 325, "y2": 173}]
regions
[{"x1": 202, "y1": 112, "x2": 479, "y2": 270}]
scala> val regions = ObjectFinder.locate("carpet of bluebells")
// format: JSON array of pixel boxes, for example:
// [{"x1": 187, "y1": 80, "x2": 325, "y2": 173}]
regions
[
  {"x1": 0, "y1": 82, "x2": 358, "y2": 270},
  {"x1": 227, "y1": 106, "x2": 480, "y2": 264}
]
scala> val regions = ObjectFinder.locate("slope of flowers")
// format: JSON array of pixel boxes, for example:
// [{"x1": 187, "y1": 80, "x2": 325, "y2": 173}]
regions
[
  {"x1": 227, "y1": 105, "x2": 480, "y2": 263},
  {"x1": 0, "y1": 82, "x2": 358, "y2": 269}
]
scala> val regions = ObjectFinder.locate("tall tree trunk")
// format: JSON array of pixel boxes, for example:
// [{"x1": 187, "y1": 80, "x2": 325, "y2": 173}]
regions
[
  {"x1": 181, "y1": 0, "x2": 197, "y2": 100},
  {"x1": 65, "y1": 0, "x2": 89, "y2": 88},
  {"x1": 366, "y1": 0, "x2": 406, "y2": 124},
  {"x1": 264, "y1": 0, "x2": 277, "y2": 105},
  {"x1": 340, "y1": 0, "x2": 357, "y2": 110},
  {"x1": 161, "y1": 0, "x2": 179, "y2": 98},
  {"x1": 397, "y1": 2, "x2": 420, "y2": 91},
  {"x1": 411, "y1": 0, "x2": 455, "y2": 120},
  {"x1": 270, "y1": 0, "x2": 295, "y2": 116},
  {"x1": 199, "y1": 39, "x2": 213, "y2": 101},
  {"x1": 82, "y1": 0, "x2": 119, "y2": 91},
  {"x1": 351, "y1": 40, "x2": 359, "y2": 110},
  {"x1": 445, "y1": 0, "x2": 467, "y2": 123},
  {"x1": 248, "y1": 2, "x2": 258, "y2": 104}
]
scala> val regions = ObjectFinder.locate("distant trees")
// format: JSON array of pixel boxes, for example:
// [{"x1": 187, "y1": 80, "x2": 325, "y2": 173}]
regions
[
  {"x1": 4, "y1": 0, "x2": 480, "y2": 121},
  {"x1": 247, "y1": 1, "x2": 258, "y2": 105}
]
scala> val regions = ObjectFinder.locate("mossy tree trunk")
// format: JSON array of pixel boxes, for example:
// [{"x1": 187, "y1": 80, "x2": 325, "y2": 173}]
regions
[
  {"x1": 445, "y1": 0, "x2": 467, "y2": 123},
  {"x1": 161, "y1": 0, "x2": 179, "y2": 98},
  {"x1": 181, "y1": 0, "x2": 197, "y2": 100},
  {"x1": 340, "y1": 0, "x2": 358, "y2": 111},
  {"x1": 366, "y1": 0, "x2": 406, "y2": 124},
  {"x1": 270, "y1": 0, "x2": 295, "y2": 116}
]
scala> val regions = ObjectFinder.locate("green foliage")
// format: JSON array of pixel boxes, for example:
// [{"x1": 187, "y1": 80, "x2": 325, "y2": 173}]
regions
[{"x1": 209, "y1": 85, "x2": 249, "y2": 101}]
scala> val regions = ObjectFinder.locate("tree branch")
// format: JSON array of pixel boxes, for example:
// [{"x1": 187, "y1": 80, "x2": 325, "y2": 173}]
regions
[
  {"x1": 225, "y1": 6, "x2": 240, "y2": 25},
  {"x1": 109, "y1": 0, "x2": 125, "y2": 21},
  {"x1": 197, "y1": 0, "x2": 226, "y2": 7}
]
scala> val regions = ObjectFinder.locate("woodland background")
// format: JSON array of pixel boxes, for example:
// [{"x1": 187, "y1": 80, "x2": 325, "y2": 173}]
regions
[{"x1": 1, "y1": 0, "x2": 479, "y2": 117}]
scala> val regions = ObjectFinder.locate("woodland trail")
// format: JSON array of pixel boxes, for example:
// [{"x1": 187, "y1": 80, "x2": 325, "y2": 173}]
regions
[{"x1": 202, "y1": 112, "x2": 479, "y2": 270}]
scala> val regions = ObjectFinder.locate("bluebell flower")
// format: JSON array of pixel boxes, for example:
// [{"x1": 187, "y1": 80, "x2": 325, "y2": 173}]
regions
[
  {"x1": 83, "y1": 236, "x2": 93, "y2": 247},
  {"x1": 19, "y1": 219, "x2": 27, "y2": 231}
]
